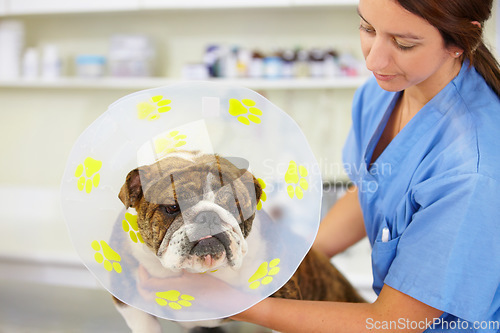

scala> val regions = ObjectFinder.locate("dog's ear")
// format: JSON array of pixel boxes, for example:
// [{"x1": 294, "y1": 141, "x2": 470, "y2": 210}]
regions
[
  {"x1": 118, "y1": 168, "x2": 144, "y2": 208},
  {"x1": 238, "y1": 170, "x2": 262, "y2": 208},
  {"x1": 251, "y1": 175, "x2": 263, "y2": 205},
  {"x1": 239, "y1": 173, "x2": 262, "y2": 238}
]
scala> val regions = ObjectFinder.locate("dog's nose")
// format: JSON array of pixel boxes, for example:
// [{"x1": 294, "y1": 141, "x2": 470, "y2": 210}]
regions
[
  {"x1": 194, "y1": 211, "x2": 221, "y2": 226},
  {"x1": 189, "y1": 211, "x2": 225, "y2": 242}
]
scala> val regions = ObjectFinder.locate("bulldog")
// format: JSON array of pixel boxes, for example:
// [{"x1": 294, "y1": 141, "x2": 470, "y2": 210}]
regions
[{"x1": 112, "y1": 150, "x2": 364, "y2": 333}]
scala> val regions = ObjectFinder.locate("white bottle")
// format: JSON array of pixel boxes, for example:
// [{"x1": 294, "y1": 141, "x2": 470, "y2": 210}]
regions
[
  {"x1": 222, "y1": 47, "x2": 238, "y2": 79},
  {"x1": 42, "y1": 44, "x2": 62, "y2": 80},
  {"x1": 22, "y1": 48, "x2": 39, "y2": 79},
  {"x1": 0, "y1": 20, "x2": 24, "y2": 80}
]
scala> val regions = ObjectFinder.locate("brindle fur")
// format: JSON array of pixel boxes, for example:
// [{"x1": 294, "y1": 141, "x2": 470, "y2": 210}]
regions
[
  {"x1": 114, "y1": 152, "x2": 364, "y2": 332},
  {"x1": 273, "y1": 248, "x2": 365, "y2": 303}
]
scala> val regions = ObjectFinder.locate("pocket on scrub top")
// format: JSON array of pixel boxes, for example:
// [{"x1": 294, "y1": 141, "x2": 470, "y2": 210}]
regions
[{"x1": 371, "y1": 229, "x2": 401, "y2": 295}]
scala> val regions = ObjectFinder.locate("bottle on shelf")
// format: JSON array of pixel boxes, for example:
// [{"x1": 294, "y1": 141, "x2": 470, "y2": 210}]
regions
[
  {"x1": 22, "y1": 47, "x2": 39, "y2": 79},
  {"x1": 0, "y1": 20, "x2": 24, "y2": 80},
  {"x1": 41, "y1": 44, "x2": 63, "y2": 80}
]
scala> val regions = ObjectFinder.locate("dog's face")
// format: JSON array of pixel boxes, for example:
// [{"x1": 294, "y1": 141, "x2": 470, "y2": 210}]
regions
[{"x1": 119, "y1": 151, "x2": 262, "y2": 273}]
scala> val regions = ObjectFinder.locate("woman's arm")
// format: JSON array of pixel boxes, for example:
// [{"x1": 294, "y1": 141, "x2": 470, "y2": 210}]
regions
[
  {"x1": 233, "y1": 284, "x2": 443, "y2": 333},
  {"x1": 313, "y1": 185, "x2": 366, "y2": 258}
]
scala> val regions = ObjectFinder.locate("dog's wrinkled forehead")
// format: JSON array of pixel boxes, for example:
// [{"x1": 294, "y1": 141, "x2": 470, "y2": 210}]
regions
[{"x1": 139, "y1": 154, "x2": 253, "y2": 207}]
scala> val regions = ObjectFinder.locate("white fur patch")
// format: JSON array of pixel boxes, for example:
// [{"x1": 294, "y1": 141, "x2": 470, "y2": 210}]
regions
[
  {"x1": 158, "y1": 200, "x2": 247, "y2": 273},
  {"x1": 203, "y1": 173, "x2": 217, "y2": 202},
  {"x1": 115, "y1": 302, "x2": 162, "y2": 333}
]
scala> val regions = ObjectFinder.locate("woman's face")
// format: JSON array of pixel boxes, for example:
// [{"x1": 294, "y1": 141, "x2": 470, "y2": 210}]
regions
[{"x1": 358, "y1": 0, "x2": 462, "y2": 94}]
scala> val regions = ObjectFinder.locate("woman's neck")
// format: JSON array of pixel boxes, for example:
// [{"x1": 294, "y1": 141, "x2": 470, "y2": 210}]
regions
[{"x1": 404, "y1": 58, "x2": 463, "y2": 111}]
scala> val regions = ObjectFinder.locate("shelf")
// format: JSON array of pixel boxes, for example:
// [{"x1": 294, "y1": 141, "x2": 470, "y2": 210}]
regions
[
  {"x1": 0, "y1": 0, "x2": 358, "y2": 16},
  {"x1": 0, "y1": 76, "x2": 368, "y2": 90}
]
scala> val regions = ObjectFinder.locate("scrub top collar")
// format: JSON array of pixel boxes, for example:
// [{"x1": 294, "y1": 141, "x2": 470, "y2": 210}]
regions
[{"x1": 363, "y1": 60, "x2": 471, "y2": 184}]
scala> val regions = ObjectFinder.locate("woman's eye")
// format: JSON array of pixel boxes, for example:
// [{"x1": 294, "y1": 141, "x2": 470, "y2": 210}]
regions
[
  {"x1": 164, "y1": 204, "x2": 180, "y2": 215},
  {"x1": 394, "y1": 38, "x2": 416, "y2": 51},
  {"x1": 359, "y1": 24, "x2": 375, "y2": 34}
]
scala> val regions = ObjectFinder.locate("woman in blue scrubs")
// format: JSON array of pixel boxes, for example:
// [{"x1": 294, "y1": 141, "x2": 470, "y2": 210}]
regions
[{"x1": 233, "y1": 0, "x2": 500, "y2": 331}]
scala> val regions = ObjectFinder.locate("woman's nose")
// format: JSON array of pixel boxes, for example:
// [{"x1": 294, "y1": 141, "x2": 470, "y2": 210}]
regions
[{"x1": 364, "y1": 37, "x2": 392, "y2": 73}]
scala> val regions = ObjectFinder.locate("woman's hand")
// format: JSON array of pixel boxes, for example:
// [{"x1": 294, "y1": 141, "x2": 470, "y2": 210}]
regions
[{"x1": 232, "y1": 284, "x2": 443, "y2": 333}]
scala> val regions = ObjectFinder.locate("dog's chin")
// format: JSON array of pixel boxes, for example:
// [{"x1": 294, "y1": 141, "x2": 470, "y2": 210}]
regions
[
  {"x1": 159, "y1": 252, "x2": 234, "y2": 274},
  {"x1": 187, "y1": 253, "x2": 229, "y2": 273}
]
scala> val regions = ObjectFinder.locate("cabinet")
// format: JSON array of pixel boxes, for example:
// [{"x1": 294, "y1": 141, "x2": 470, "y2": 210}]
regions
[
  {"x1": 7, "y1": 0, "x2": 138, "y2": 15},
  {"x1": 0, "y1": 3, "x2": 366, "y2": 91}
]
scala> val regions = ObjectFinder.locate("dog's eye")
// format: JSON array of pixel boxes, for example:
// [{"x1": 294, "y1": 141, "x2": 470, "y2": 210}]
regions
[{"x1": 163, "y1": 204, "x2": 180, "y2": 215}]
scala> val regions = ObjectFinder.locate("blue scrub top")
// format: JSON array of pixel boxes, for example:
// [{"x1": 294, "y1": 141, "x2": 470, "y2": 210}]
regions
[{"x1": 343, "y1": 61, "x2": 500, "y2": 332}]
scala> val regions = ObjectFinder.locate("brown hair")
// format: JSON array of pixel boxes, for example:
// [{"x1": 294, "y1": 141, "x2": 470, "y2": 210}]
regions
[{"x1": 396, "y1": 0, "x2": 500, "y2": 97}]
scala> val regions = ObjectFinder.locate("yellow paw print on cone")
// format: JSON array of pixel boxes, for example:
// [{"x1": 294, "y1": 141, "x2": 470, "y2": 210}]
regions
[
  {"x1": 256, "y1": 178, "x2": 267, "y2": 211},
  {"x1": 91, "y1": 240, "x2": 122, "y2": 273},
  {"x1": 137, "y1": 95, "x2": 172, "y2": 121},
  {"x1": 155, "y1": 290, "x2": 195, "y2": 310},
  {"x1": 122, "y1": 212, "x2": 144, "y2": 244},
  {"x1": 285, "y1": 161, "x2": 309, "y2": 199},
  {"x1": 154, "y1": 130, "x2": 187, "y2": 158},
  {"x1": 248, "y1": 258, "x2": 280, "y2": 290},
  {"x1": 75, "y1": 157, "x2": 102, "y2": 194},
  {"x1": 229, "y1": 98, "x2": 262, "y2": 125}
]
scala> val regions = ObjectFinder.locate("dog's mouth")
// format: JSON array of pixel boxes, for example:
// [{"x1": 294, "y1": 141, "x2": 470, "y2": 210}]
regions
[
  {"x1": 190, "y1": 232, "x2": 232, "y2": 267},
  {"x1": 156, "y1": 208, "x2": 248, "y2": 272}
]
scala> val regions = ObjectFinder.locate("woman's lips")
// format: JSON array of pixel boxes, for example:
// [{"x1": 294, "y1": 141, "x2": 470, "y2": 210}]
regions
[{"x1": 373, "y1": 72, "x2": 397, "y2": 81}]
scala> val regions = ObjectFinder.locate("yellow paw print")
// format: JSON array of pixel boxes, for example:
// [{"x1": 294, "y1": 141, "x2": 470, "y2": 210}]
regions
[
  {"x1": 75, "y1": 157, "x2": 102, "y2": 194},
  {"x1": 256, "y1": 178, "x2": 267, "y2": 211},
  {"x1": 229, "y1": 98, "x2": 262, "y2": 125},
  {"x1": 284, "y1": 161, "x2": 309, "y2": 200},
  {"x1": 122, "y1": 212, "x2": 144, "y2": 244},
  {"x1": 155, "y1": 290, "x2": 195, "y2": 310},
  {"x1": 137, "y1": 95, "x2": 172, "y2": 121},
  {"x1": 91, "y1": 240, "x2": 122, "y2": 273},
  {"x1": 154, "y1": 130, "x2": 187, "y2": 158},
  {"x1": 248, "y1": 258, "x2": 280, "y2": 290}
]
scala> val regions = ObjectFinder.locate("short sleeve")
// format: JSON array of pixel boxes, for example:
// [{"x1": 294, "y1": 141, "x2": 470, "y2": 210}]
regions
[
  {"x1": 384, "y1": 173, "x2": 500, "y2": 323},
  {"x1": 342, "y1": 85, "x2": 365, "y2": 184},
  {"x1": 342, "y1": 128, "x2": 360, "y2": 183}
]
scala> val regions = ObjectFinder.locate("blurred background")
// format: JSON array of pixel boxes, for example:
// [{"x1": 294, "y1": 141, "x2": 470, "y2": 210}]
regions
[{"x1": 0, "y1": 0, "x2": 497, "y2": 332}]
